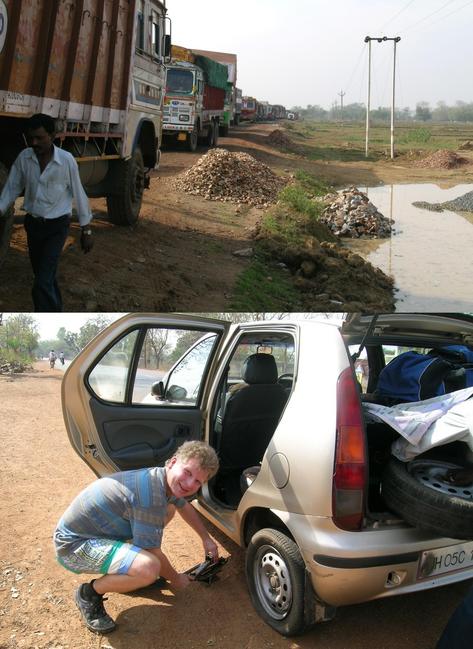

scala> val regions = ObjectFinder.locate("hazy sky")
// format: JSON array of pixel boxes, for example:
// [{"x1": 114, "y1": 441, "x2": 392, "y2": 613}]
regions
[
  {"x1": 5, "y1": 313, "x2": 124, "y2": 341},
  {"x1": 167, "y1": 0, "x2": 473, "y2": 110}
]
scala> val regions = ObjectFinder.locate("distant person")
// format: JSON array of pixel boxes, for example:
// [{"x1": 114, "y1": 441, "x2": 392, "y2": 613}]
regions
[
  {"x1": 53, "y1": 441, "x2": 220, "y2": 635},
  {"x1": 49, "y1": 350, "x2": 57, "y2": 369},
  {"x1": 436, "y1": 584, "x2": 473, "y2": 649},
  {"x1": 59, "y1": 351, "x2": 65, "y2": 366},
  {"x1": 0, "y1": 113, "x2": 93, "y2": 312}
]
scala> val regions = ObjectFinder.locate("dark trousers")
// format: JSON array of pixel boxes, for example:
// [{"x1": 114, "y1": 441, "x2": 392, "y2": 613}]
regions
[
  {"x1": 24, "y1": 214, "x2": 70, "y2": 312},
  {"x1": 436, "y1": 584, "x2": 473, "y2": 649}
]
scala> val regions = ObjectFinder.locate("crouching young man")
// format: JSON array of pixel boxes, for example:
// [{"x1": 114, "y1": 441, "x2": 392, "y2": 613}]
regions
[{"x1": 53, "y1": 441, "x2": 219, "y2": 634}]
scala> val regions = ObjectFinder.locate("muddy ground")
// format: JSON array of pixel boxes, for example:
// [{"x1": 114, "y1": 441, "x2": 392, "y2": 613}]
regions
[
  {"x1": 0, "y1": 361, "x2": 471, "y2": 649},
  {"x1": 1, "y1": 123, "x2": 473, "y2": 312}
]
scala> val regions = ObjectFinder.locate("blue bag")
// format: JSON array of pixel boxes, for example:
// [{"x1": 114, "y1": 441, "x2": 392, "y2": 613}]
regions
[{"x1": 375, "y1": 351, "x2": 455, "y2": 404}]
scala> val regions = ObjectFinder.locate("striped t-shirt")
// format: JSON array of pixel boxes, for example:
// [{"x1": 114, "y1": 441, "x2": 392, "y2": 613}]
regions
[{"x1": 53, "y1": 467, "x2": 186, "y2": 556}]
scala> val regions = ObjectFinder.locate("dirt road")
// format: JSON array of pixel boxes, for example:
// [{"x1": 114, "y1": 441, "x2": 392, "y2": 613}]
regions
[
  {"x1": 1, "y1": 123, "x2": 472, "y2": 312},
  {"x1": 0, "y1": 363, "x2": 470, "y2": 649}
]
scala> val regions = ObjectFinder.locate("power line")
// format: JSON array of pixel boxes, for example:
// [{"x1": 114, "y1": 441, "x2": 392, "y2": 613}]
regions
[
  {"x1": 399, "y1": 0, "x2": 460, "y2": 32},
  {"x1": 379, "y1": 0, "x2": 418, "y2": 31},
  {"x1": 415, "y1": 0, "x2": 473, "y2": 30}
]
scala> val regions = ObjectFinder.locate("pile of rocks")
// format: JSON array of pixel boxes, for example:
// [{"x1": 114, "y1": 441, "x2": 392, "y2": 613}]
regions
[
  {"x1": 267, "y1": 129, "x2": 300, "y2": 152},
  {"x1": 413, "y1": 188, "x2": 473, "y2": 213},
  {"x1": 414, "y1": 150, "x2": 469, "y2": 169},
  {"x1": 0, "y1": 360, "x2": 30, "y2": 374},
  {"x1": 319, "y1": 187, "x2": 392, "y2": 238},
  {"x1": 172, "y1": 148, "x2": 287, "y2": 208}
]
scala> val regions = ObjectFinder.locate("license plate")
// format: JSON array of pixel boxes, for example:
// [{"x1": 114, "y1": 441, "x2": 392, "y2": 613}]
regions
[
  {"x1": 418, "y1": 540, "x2": 473, "y2": 579},
  {"x1": 177, "y1": 133, "x2": 187, "y2": 141}
]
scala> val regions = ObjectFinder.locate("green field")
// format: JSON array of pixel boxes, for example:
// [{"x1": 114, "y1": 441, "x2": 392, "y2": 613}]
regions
[{"x1": 284, "y1": 120, "x2": 473, "y2": 162}]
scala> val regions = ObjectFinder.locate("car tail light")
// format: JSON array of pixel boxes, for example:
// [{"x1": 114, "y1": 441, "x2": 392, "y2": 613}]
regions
[{"x1": 332, "y1": 367, "x2": 367, "y2": 531}]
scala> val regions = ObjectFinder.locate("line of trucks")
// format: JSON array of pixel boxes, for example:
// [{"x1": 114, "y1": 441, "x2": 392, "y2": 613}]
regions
[{"x1": 0, "y1": 0, "x2": 290, "y2": 266}]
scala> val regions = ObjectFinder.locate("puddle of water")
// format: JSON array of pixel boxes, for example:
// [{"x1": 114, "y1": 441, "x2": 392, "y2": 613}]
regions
[{"x1": 343, "y1": 183, "x2": 473, "y2": 312}]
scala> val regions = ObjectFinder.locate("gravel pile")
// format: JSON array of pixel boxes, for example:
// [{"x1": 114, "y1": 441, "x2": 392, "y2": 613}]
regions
[
  {"x1": 319, "y1": 187, "x2": 392, "y2": 238},
  {"x1": 413, "y1": 189, "x2": 473, "y2": 213},
  {"x1": 172, "y1": 148, "x2": 287, "y2": 207},
  {"x1": 414, "y1": 150, "x2": 470, "y2": 169},
  {"x1": 267, "y1": 129, "x2": 301, "y2": 152},
  {"x1": 0, "y1": 360, "x2": 31, "y2": 374}
]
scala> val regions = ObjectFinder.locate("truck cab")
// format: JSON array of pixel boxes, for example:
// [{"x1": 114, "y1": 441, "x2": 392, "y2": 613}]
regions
[{"x1": 163, "y1": 57, "x2": 225, "y2": 152}]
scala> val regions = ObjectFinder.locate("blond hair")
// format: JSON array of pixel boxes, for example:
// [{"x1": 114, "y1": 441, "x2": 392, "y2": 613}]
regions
[{"x1": 169, "y1": 440, "x2": 219, "y2": 480}]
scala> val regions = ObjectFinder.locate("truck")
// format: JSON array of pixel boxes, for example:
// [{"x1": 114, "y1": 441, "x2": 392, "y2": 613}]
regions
[
  {"x1": 191, "y1": 49, "x2": 237, "y2": 137},
  {"x1": 233, "y1": 87, "x2": 242, "y2": 125},
  {"x1": 241, "y1": 96, "x2": 257, "y2": 122},
  {"x1": 0, "y1": 0, "x2": 171, "y2": 266},
  {"x1": 163, "y1": 46, "x2": 227, "y2": 151}
]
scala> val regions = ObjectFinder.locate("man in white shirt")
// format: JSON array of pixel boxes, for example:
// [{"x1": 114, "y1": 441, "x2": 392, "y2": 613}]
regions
[{"x1": 0, "y1": 113, "x2": 93, "y2": 311}]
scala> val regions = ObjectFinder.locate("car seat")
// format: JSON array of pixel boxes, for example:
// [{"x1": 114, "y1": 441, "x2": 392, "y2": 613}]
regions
[{"x1": 218, "y1": 353, "x2": 288, "y2": 471}]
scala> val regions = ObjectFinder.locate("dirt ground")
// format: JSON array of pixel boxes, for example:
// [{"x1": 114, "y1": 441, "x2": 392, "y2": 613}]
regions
[
  {"x1": 1, "y1": 123, "x2": 473, "y2": 312},
  {"x1": 1, "y1": 362, "x2": 471, "y2": 649}
]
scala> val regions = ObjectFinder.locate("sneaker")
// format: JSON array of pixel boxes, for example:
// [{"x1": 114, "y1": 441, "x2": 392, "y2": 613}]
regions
[{"x1": 74, "y1": 583, "x2": 117, "y2": 634}]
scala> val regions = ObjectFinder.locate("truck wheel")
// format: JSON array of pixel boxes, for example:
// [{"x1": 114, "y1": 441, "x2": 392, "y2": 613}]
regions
[
  {"x1": 219, "y1": 124, "x2": 229, "y2": 137},
  {"x1": 0, "y1": 163, "x2": 15, "y2": 268},
  {"x1": 187, "y1": 128, "x2": 198, "y2": 152},
  {"x1": 205, "y1": 122, "x2": 215, "y2": 148},
  {"x1": 246, "y1": 528, "x2": 315, "y2": 636},
  {"x1": 213, "y1": 122, "x2": 219, "y2": 147},
  {"x1": 106, "y1": 149, "x2": 144, "y2": 226},
  {"x1": 382, "y1": 457, "x2": 473, "y2": 540}
]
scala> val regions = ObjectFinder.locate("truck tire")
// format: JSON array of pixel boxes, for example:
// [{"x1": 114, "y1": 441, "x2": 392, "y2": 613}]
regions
[
  {"x1": 382, "y1": 457, "x2": 473, "y2": 540},
  {"x1": 106, "y1": 148, "x2": 144, "y2": 226},
  {"x1": 213, "y1": 121, "x2": 219, "y2": 147},
  {"x1": 246, "y1": 528, "x2": 315, "y2": 636},
  {"x1": 219, "y1": 123, "x2": 229, "y2": 137},
  {"x1": 0, "y1": 163, "x2": 15, "y2": 268},
  {"x1": 187, "y1": 127, "x2": 198, "y2": 152},
  {"x1": 205, "y1": 121, "x2": 215, "y2": 148}
]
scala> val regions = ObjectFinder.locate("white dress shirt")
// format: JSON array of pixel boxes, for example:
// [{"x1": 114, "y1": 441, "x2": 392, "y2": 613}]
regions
[{"x1": 0, "y1": 145, "x2": 92, "y2": 226}]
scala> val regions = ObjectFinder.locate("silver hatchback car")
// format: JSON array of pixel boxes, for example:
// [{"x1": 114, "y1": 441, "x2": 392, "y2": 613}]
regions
[{"x1": 62, "y1": 313, "x2": 473, "y2": 636}]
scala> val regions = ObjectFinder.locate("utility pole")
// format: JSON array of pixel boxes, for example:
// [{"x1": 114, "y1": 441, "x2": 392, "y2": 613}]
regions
[
  {"x1": 338, "y1": 90, "x2": 345, "y2": 121},
  {"x1": 364, "y1": 36, "x2": 401, "y2": 159}
]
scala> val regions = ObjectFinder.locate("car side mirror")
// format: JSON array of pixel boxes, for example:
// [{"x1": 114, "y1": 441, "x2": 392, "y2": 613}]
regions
[
  {"x1": 151, "y1": 381, "x2": 165, "y2": 397},
  {"x1": 166, "y1": 384, "x2": 187, "y2": 401}
]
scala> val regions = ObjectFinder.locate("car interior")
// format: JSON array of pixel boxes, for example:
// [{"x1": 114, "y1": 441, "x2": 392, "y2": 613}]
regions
[{"x1": 208, "y1": 331, "x2": 295, "y2": 508}]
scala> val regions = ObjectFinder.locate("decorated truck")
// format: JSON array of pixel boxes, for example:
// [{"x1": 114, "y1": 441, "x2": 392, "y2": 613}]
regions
[
  {"x1": 234, "y1": 87, "x2": 242, "y2": 125},
  {"x1": 241, "y1": 96, "x2": 257, "y2": 122},
  {"x1": 191, "y1": 49, "x2": 237, "y2": 137},
  {"x1": 0, "y1": 0, "x2": 171, "y2": 266},
  {"x1": 163, "y1": 46, "x2": 227, "y2": 151}
]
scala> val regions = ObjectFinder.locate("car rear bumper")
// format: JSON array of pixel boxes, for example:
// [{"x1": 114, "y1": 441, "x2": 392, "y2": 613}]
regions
[{"x1": 276, "y1": 511, "x2": 473, "y2": 607}]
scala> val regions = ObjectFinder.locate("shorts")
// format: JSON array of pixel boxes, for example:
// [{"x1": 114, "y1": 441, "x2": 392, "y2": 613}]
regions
[{"x1": 56, "y1": 539, "x2": 141, "y2": 575}]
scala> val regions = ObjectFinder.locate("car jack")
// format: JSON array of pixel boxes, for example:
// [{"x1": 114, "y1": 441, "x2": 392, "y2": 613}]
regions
[{"x1": 185, "y1": 555, "x2": 229, "y2": 585}]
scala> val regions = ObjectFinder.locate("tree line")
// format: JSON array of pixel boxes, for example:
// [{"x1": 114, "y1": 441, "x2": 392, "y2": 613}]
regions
[{"x1": 290, "y1": 101, "x2": 473, "y2": 123}]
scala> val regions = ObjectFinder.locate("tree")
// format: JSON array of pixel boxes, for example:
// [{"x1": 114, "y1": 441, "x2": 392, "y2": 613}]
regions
[
  {"x1": 0, "y1": 314, "x2": 39, "y2": 362},
  {"x1": 415, "y1": 102, "x2": 432, "y2": 122},
  {"x1": 63, "y1": 315, "x2": 112, "y2": 355}
]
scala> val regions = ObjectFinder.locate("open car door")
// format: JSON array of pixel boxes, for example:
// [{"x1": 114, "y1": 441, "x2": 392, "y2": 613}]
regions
[{"x1": 62, "y1": 313, "x2": 230, "y2": 477}]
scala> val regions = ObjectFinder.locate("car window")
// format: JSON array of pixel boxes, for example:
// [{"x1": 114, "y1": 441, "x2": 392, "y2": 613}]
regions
[
  {"x1": 87, "y1": 328, "x2": 218, "y2": 406},
  {"x1": 88, "y1": 330, "x2": 139, "y2": 403}
]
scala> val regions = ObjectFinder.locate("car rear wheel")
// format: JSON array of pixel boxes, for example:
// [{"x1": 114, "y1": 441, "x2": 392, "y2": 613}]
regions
[
  {"x1": 382, "y1": 457, "x2": 473, "y2": 539},
  {"x1": 245, "y1": 528, "x2": 314, "y2": 636}
]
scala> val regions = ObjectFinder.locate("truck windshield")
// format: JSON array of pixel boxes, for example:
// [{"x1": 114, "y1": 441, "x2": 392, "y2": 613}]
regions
[{"x1": 166, "y1": 68, "x2": 194, "y2": 94}]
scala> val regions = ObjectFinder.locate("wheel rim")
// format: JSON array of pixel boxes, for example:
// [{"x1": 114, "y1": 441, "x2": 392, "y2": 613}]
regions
[
  {"x1": 408, "y1": 459, "x2": 473, "y2": 500},
  {"x1": 253, "y1": 544, "x2": 293, "y2": 620}
]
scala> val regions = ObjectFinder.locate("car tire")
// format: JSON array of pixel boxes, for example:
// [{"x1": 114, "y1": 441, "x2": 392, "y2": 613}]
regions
[
  {"x1": 245, "y1": 528, "x2": 314, "y2": 636},
  {"x1": 382, "y1": 457, "x2": 473, "y2": 539}
]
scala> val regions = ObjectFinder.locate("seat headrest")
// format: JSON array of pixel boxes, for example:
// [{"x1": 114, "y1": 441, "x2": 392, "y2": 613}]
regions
[{"x1": 242, "y1": 353, "x2": 278, "y2": 384}]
